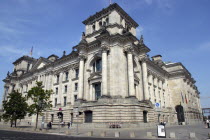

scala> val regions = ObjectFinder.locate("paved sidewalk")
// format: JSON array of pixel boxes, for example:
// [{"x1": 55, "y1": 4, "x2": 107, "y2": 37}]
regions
[{"x1": 0, "y1": 122, "x2": 209, "y2": 140}]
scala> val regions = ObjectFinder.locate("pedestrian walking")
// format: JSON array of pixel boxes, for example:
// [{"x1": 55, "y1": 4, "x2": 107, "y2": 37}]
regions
[
  {"x1": 206, "y1": 119, "x2": 209, "y2": 128},
  {"x1": 70, "y1": 121, "x2": 72, "y2": 126},
  {"x1": 67, "y1": 122, "x2": 70, "y2": 129}
]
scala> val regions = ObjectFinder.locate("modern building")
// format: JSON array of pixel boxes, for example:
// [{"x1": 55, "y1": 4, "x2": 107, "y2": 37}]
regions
[{"x1": 2, "y1": 3, "x2": 202, "y2": 127}]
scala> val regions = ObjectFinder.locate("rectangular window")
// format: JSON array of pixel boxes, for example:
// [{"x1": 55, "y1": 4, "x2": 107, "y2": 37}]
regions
[
  {"x1": 51, "y1": 114, "x2": 54, "y2": 122},
  {"x1": 64, "y1": 85, "x2": 67, "y2": 94},
  {"x1": 12, "y1": 85, "x2": 15, "y2": 92},
  {"x1": 75, "y1": 83, "x2": 78, "y2": 91},
  {"x1": 74, "y1": 95, "x2": 77, "y2": 101},
  {"x1": 25, "y1": 85, "x2": 28, "y2": 92},
  {"x1": 93, "y1": 59, "x2": 102, "y2": 72},
  {"x1": 55, "y1": 98, "x2": 57, "y2": 107},
  {"x1": 94, "y1": 83, "x2": 101, "y2": 100},
  {"x1": 148, "y1": 87, "x2": 151, "y2": 97},
  {"x1": 65, "y1": 72, "x2": 69, "y2": 81},
  {"x1": 64, "y1": 97, "x2": 67, "y2": 106},
  {"x1": 154, "y1": 89, "x2": 156, "y2": 97},
  {"x1": 75, "y1": 69, "x2": 79, "y2": 78},
  {"x1": 27, "y1": 63, "x2": 30, "y2": 71},
  {"x1": 56, "y1": 75, "x2": 59, "y2": 83},
  {"x1": 56, "y1": 87, "x2": 58, "y2": 94}
]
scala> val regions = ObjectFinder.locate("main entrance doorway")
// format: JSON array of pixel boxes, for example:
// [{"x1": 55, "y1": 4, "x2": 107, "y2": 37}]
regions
[
  {"x1": 143, "y1": 111, "x2": 148, "y2": 123},
  {"x1": 175, "y1": 105, "x2": 185, "y2": 123},
  {"x1": 85, "y1": 110, "x2": 93, "y2": 123}
]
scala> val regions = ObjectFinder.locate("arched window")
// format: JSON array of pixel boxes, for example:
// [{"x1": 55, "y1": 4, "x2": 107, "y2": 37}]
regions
[
  {"x1": 93, "y1": 59, "x2": 102, "y2": 72},
  {"x1": 85, "y1": 110, "x2": 93, "y2": 123}
]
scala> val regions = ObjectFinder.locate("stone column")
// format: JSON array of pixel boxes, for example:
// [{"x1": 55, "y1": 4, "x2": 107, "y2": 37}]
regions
[
  {"x1": 149, "y1": 74, "x2": 154, "y2": 103},
  {"x1": 142, "y1": 59, "x2": 149, "y2": 100},
  {"x1": 159, "y1": 80, "x2": 164, "y2": 107},
  {"x1": 127, "y1": 51, "x2": 135, "y2": 97},
  {"x1": 59, "y1": 72, "x2": 63, "y2": 105},
  {"x1": 89, "y1": 84, "x2": 93, "y2": 101},
  {"x1": 102, "y1": 49, "x2": 108, "y2": 97},
  {"x1": 78, "y1": 56, "x2": 85, "y2": 100}
]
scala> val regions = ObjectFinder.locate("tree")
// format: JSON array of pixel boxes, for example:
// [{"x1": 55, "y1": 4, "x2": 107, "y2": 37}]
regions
[
  {"x1": 27, "y1": 81, "x2": 53, "y2": 129},
  {"x1": 2, "y1": 90, "x2": 28, "y2": 127}
]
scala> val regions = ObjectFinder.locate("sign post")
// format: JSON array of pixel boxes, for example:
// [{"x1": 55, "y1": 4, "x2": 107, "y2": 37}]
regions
[
  {"x1": 57, "y1": 108, "x2": 63, "y2": 134},
  {"x1": 157, "y1": 124, "x2": 166, "y2": 138}
]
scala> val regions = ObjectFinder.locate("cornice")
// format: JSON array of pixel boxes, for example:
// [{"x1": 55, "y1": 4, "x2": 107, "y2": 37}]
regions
[
  {"x1": 53, "y1": 63, "x2": 79, "y2": 75},
  {"x1": 146, "y1": 59, "x2": 169, "y2": 78},
  {"x1": 82, "y1": 3, "x2": 138, "y2": 28},
  {"x1": 147, "y1": 69, "x2": 165, "y2": 82},
  {"x1": 13, "y1": 55, "x2": 37, "y2": 65}
]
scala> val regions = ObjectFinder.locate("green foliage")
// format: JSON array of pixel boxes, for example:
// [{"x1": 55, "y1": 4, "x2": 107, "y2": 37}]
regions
[
  {"x1": 27, "y1": 81, "x2": 53, "y2": 129},
  {"x1": 2, "y1": 90, "x2": 28, "y2": 126}
]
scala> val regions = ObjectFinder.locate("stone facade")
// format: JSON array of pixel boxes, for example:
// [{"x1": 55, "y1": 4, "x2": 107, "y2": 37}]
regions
[{"x1": 2, "y1": 3, "x2": 202, "y2": 127}]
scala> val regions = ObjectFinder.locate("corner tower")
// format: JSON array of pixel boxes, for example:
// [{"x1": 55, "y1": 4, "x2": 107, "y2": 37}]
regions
[{"x1": 83, "y1": 3, "x2": 139, "y2": 43}]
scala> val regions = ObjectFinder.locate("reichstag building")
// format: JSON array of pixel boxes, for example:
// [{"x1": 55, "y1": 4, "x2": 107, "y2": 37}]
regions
[{"x1": 3, "y1": 3, "x2": 202, "y2": 127}]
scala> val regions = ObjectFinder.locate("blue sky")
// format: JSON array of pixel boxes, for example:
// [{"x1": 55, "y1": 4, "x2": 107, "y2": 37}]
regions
[{"x1": 0, "y1": 0, "x2": 209, "y2": 108}]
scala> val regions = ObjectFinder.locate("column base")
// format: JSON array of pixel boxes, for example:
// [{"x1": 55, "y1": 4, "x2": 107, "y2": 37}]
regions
[
  {"x1": 125, "y1": 96, "x2": 137, "y2": 99},
  {"x1": 101, "y1": 95, "x2": 111, "y2": 98},
  {"x1": 75, "y1": 99, "x2": 86, "y2": 103}
]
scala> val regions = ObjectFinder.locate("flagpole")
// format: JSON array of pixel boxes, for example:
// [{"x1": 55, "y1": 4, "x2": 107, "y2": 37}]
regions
[{"x1": 30, "y1": 46, "x2": 33, "y2": 56}]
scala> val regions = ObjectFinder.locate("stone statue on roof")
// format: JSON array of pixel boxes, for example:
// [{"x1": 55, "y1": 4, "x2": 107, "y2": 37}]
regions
[{"x1": 139, "y1": 35, "x2": 144, "y2": 45}]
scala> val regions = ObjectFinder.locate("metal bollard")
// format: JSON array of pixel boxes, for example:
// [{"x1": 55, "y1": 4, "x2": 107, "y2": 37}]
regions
[
  {"x1": 65, "y1": 130, "x2": 70, "y2": 135},
  {"x1": 130, "y1": 132, "x2": 135, "y2": 138},
  {"x1": 101, "y1": 131, "x2": 106, "y2": 137},
  {"x1": 42, "y1": 129, "x2": 48, "y2": 133},
  {"x1": 115, "y1": 131, "x2": 120, "y2": 137},
  {"x1": 147, "y1": 132, "x2": 152, "y2": 137},
  {"x1": 170, "y1": 132, "x2": 176, "y2": 138},
  {"x1": 88, "y1": 131, "x2": 93, "y2": 136}
]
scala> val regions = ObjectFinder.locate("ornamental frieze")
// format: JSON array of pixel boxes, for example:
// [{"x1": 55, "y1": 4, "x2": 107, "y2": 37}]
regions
[
  {"x1": 53, "y1": 63, "x2": 79, "y2": 75},
  {"x1": 147, "y1": 69, "x2": 165, "y2": 82}
]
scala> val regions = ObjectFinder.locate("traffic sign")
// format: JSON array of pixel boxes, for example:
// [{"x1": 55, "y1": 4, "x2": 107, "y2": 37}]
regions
[{"x1": 155, "y1": 103, "x2": 161, "y2": 108}]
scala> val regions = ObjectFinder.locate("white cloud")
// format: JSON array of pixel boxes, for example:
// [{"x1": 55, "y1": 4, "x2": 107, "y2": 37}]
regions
[
  {"x1": 0, "y1": 22, "x2": 23, "y2": 35},
  {"x1": 0, "y1": 46, "x2": 27, "y2": 56}
]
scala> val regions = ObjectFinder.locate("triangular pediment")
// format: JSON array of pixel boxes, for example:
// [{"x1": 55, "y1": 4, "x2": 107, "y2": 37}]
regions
[
  {"x1": 30, "y1": 57, "x2": 51, "y2": 71},
  {"x1": 37, "y1": 62, "x2": 46, "y2": 69},
  {"x1": 88, "y1": 72, "x2": 102, "y2": 80}
]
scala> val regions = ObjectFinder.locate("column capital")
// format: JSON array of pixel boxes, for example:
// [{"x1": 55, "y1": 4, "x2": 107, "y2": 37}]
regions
[
  {"x1": 139, "y1": 56, "x2": 149, "y2": 62},
  {"x1": 124, "y1": 47, "x2": 134, "y2": 54},
  {"x1": 101, "y1": 45, "x2": 109, "y2": 53},
  {"x1": 78, "y1": 54, "x2": 87, "y2": 60}
]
